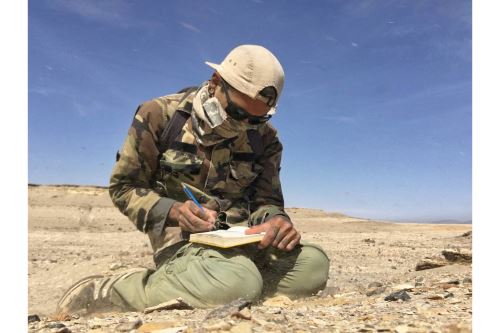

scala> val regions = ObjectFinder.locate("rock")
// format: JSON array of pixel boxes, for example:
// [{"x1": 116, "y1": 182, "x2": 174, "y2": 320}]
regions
[
  {"x1": 366, "y1": 283, "x2": 386, "y2": 296},
  {"x1": 415, "y1": 258, "x2": 447, "y2": 271},
  {"x1": 203, "y1": 320, "x2": 232, "y2": 331},
  {"x1": 318, "y1": 286, "x2": 340, "y2": 298},
  {"x1": 230, "y1": 321, "x2": 253, "y2": 333},
  {"x1": 115, "y1": 318, "x2": 142, "y2": 332},
  {"x1": 463, "y1": 277, "x2": 472, "y2": 284},
  {"x1": 461, "y1": 230, "x2": 472, "y2": 237},
  {"x1": 394, "y1": 325, "x2": 410, "y2": 333},
  {"x1": 442, "y1": 249, "x2": 472, "y2": 263},
  {"x1": 45, "y1": 322, "x2": 65, "y2": 329},
  {"x1": 366, "y1": 287, "x2": 386, "y2": 296},
  {"x1": 265, "y1": 307, "x2": 282, "y2": 314},
  {"x1": 28, "y1": 314, "x2": 40, "y2": 323},
  {"x1": 384, "y1": 290, "x2": 411, "y2": 302},
  {"x1": 232, "y1": 307, "x2": 252, "y2": 320},
  {"x1": 444, "y1": 291, "x2": 454, "y2": 298},
  {"x1": 428, "y1": 294, "x2": 445, "y2": 300},
  {"x1": 55, "y1": 328, "x2": 71, "y2": 333},
  {"x1": 368, "y1": 282, "x2": 383, "y2": 288},
  {"x1": 151, "y1": 326, "x2": 188, "y2": 333},
  {"x1": 363, "y1": 238, "x2": 375, "y2": 244},
  {"x1": 251, "y1": 317, "x2": 270, "y2": 326},
  {"x1": 144, "y1": 298, "x2": 193, "y2": 313},
  {"x1": 88, "y1": 321, "x2": 101, "y2": 329},
  {"x1": 393, "y1": 283, "x2": 415, "y2": 291},
  {"x1": 49, "y1": 312, "x2": 72, "y2": 322},
  {"x1": 262, "y1": 295, "x2": 293, "y2": 307},
  {"x1": 438, "y1": 278, "x2": 460, "y2": 285},
  {"x1": 109, "y1": 262, "x2": 124, "y2": 270},
  {"x1": 205, "y1": 298, "x2": 252, "y2": 320},
  {"x1": 311, "y1": 317, "x2": 328, "y2": 326},
  {"x1": 415, "y1": 276, "x2": 425, "y2": 286}
]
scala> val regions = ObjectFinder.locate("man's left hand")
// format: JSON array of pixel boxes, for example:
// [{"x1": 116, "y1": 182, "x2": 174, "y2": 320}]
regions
[{"x1": 245, "y1": 215, "x2": 301, "y2": 251}]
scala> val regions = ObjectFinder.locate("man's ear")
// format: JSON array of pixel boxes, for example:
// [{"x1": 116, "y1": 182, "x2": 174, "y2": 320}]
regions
[{"x1": 210, "y1": 72, "x2": 221, "y2": 85}]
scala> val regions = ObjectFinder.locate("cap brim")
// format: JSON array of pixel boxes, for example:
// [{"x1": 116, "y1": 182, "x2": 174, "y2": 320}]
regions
[{"x1": 205, "y1": 61, "x2": 221, "y2": 72}]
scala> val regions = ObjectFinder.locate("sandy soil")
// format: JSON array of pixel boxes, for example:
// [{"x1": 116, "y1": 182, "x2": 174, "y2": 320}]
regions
[{"x1": 28, "y1": 185, "x2": 472, "y2": 333}]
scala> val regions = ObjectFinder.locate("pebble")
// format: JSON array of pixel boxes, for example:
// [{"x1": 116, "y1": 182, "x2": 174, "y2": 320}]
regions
[
  {"x1": 205, "y1": 298, "x2": 252, "y2": 320},
  {"x1": 444, "y1": 292, "x2": 454, "y2": 298},
  {"x1": 262, "y1": 295, "x2": 293, "y2": 307},
  {"x1": 144, "y1": 297, "x2": 193, "y2": 313},
  {"x1": 384, "y1": 290, "x2": 411, "y2": 302},
  {"x1": 368, "y1": 282, "x2": 383, "y2": 288},
  {"x1": 233, "y1": 307, "x2": 252, "y2": 320},
  {"x1": 311, "y1": 317, "x2": 328, "y2": 326},
  {"x1": 415, "y1": 258, "x2": 447, "y2": 271},
  {"x1": 28, "y1": 314, "x2": 40, "y2": 323},
  {"x1": 45, "y1": 322, "x2": 65, "y2": 329},
  {"x1": 442, "y1": 249, "x2": 472, "y2": 263},
  {"x1": 438, "y1": 278, "x2": 460, "y2": 285},
  {"x1": 109, "y1": 262, "x2": 124, "y2": 270},
  {"x1": 428, "y1": 294, "x2": 445, "y2": 300},
  {"x1": 229, "y1": 321, "x2": 253, "y2": 333},
  {"x1": 152, "y1": 326, "x2": 188, "y2": 333},
  {"x1": 319, "y1": 286, "x2": 340, "y2": 298},
  {"x1": 366, "y1": 286, "x2": 386, "y2": 296},
  {"x1": 265, "y1": 307, "x2": 282, "y2": 314},
  {"x1": 203, "y1": 320, "x2": 232, "y2": 331},
  {"x1": 393, "y1": 283, "x2": 415, "y2": 291},
  {"x1": 115, "y1": 318, "x2": 142, "y2": 332},
  {"x1": 394, "y1": 325, "x2": 410, "y2": 333},
  {"x1": 88, "y1": 322, "x2": 101, "y2": 329},
  {"x1": 55, "y1": 328, "x2": 71, "y2": 333}
]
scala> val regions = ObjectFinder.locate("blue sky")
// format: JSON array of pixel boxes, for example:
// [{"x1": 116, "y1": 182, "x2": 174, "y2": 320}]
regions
[{"x1": 28, "y1": 0, "x2": 471, "y2": 221}]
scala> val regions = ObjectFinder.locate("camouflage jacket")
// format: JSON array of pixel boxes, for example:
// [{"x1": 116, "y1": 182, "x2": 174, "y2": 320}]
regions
[{"x1": 109, "y1": 87, "x2": 289, "y2": 258}]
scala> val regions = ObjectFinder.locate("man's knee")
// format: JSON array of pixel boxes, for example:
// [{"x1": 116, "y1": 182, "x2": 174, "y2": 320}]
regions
[
  {"x1": 192, "y1": 252, "x2": 264, "y2": 305},
  {"x1": 288, "y1": 243, "x2": 331, "y2": 296}
]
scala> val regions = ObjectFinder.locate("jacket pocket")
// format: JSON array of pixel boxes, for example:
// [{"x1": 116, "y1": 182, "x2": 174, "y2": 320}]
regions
[
  {"x1": 224, "y1": 161, "x2": 259, "y2": 194},
  {"x1": 157, "y1": 149, "x2": 205, "y2": 195},
  {"x1": 160, "y1": 149, "x2": 203, "y2": 175}
]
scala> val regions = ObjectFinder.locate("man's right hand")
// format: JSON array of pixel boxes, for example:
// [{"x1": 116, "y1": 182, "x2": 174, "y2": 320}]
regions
[{"x1": 168, "y1": 201, "x2": 218, "y2": 233}]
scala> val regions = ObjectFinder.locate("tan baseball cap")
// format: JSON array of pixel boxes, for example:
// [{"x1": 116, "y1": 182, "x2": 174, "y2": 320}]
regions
[{"x1": 205, "y1": 44, "x2": 285, "y2": 107}]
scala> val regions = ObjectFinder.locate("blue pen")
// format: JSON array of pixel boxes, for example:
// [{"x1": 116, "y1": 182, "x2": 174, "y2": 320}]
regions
[{"x1": 182, "y1": 183, "x2": 205, "y2": 213}]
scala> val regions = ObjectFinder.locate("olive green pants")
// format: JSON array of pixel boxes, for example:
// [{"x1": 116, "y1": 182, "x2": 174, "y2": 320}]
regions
[{"x1": 110, "y1": 242, "x2": 330, "y2": 310}]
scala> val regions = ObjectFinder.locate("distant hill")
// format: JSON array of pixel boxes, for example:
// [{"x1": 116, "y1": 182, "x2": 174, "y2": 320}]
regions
[{"x1": 427, "y1": 219, "x2": 472, "y2": 225}]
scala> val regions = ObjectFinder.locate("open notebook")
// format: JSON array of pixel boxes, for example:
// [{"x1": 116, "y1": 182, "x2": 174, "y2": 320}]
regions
[{"x1": 189, "y1": 226, "x2": 264, "y2": 248}]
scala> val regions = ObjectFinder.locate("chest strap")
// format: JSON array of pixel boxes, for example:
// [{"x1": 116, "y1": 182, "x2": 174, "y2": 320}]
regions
[{"x1": 158, "y1": 87, "x2": 197, "y2": 154}]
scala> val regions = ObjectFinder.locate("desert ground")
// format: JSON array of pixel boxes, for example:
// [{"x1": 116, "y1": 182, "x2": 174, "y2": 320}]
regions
[{"x1": 28, "y1": 185, "x2": 472, "y2": 333}]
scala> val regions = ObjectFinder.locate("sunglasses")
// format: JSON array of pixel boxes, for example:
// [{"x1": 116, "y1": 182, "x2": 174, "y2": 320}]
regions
[{"x1": 220, "y1": 79, "x2": 272, "y2": 125}]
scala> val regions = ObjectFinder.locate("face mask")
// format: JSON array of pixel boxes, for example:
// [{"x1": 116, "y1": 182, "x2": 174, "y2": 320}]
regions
[
  {"x1": 201, "y1": 97, "x2": 227, "y2": 129},
  {"x1": 191, "y1": 83, "x2": 260, "y2": 146}
]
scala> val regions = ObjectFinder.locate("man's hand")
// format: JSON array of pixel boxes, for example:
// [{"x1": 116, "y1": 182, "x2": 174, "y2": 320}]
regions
[
  {"x1": 245, "y1": 215, "x2": 301, "y2": 251},
  {"x1": 168, "y1": 201, "x2": 218, "y2": 233}
]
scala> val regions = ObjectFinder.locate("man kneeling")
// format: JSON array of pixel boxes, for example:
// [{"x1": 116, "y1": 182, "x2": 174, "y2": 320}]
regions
[{"x1": 57, "y1": 44, "x2": 330, "y2": 314}]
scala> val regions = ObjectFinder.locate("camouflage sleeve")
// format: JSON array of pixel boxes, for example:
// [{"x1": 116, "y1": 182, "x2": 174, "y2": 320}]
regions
[
  {"x1": 109, "y1": 101, "x2": 176, "y2": 233},
  {"x1": 248, "y1": 126, "x2": 291, "y2": 225}
]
